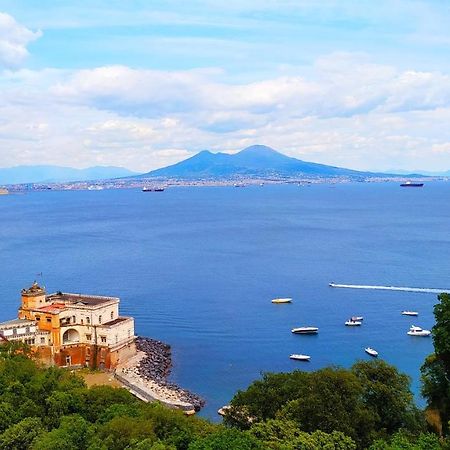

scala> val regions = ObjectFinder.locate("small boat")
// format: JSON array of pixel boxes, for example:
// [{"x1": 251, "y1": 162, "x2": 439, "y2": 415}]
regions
[
  {"x1": 400, "y1": 182, "x2": 424, "y2": 187},
  {"x1": 218, "y1": 405, "x2": 231, "y2": 416},
  {"x1": 402, "y1": 311, "x2": 418, "y2": 316},
  {"x1": 407, "y1": 325, "x2": 431, "y2": 336},
  {"x1": 142, "y1": 187, "x2": 165, "y2": 192},
  {"x1": 271, "y1": 298, "x2": 292, "y2": 304},
  {"x1": 290, "y1": 354, "x2": 311, "y2": 361},
  {"x1": 291, "y1": 327, "x2": 319, "y2": 334},
  {"x1": 365, "y1": 347, "x2": 378, "y2": 357},
  {"x1": 345, "y1": 319, "x2": 362, "y2": 326},
  {"x1": 351, "y1": 316, "x2": 363, "y2": 321}
]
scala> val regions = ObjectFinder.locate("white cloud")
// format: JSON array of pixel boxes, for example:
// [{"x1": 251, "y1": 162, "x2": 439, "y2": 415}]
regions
[
  {"x1": 0, "y1": 12, "x2": 41, "y2": 68},
  {"x1": 2, "y1": 53, "x2": 450, "y2": 172}
]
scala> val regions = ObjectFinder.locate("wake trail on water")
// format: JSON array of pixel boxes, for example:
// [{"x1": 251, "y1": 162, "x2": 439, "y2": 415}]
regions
[{"x1": 329, "y1": 283, "x2": 450, "y2": 294}]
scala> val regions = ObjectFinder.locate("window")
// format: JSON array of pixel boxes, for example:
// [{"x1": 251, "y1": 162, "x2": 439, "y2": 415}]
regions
[
  {"x1": 46, "y1": 317, "x2": 52, "y2": 323},
  {"x1": 110, "y1": 311, "x2": 114, "y2": 320},
  {"x1": 40, "y1": 337, "x2": 45, "y2": 344},
  {"x1": 86, "y1": 316, "x2": 90, "y2": 324},
  {"x1": 86, "y1": 347, "x2": 90, "y2": 355},
  {"x1": 25, "y1": 326, "x2": 30, "y2": 333},
  {"x1": 115, "y1": 334, "x2": 118, "y2": 343},
  {"x1": 98, "y1": 315, "x2": 102, "y2": 324},
  {"x1": 86, "y1": 334, "x2": 91, "y2": 341},
  {"x1": 36, "y1": 316, "x2": 40, "y2": 321},
  {"x1": 72, "y1": 315, "x2": 76, "y2": 323},
  {"x1": 81, "y1": 319, "x2": 84, "y2": 325},
  {"x1": 100, "y1": 336, "x2": 106, "y2": 343}
]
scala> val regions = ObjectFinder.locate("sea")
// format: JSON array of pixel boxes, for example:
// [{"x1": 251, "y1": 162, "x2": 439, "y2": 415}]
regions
[{"x1": 1, "y1": 182, "x2": 449, "y2": 420}]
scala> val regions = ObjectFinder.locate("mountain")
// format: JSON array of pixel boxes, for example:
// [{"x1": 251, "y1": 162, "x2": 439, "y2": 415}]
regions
[
  {"x1": 0, "y1": 165, "x2": 138, "y2": 185},
  {"x1": 135, "y1": 145, "x2": 385, "y2": 179},
  {"x1": 388, "y1": 168, "x2": 446, "y2": 176}
]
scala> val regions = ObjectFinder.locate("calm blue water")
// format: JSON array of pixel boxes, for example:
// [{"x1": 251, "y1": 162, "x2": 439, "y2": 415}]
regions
[{"x1": 1, "y1": 183, "x2": 449, "y2": 420}]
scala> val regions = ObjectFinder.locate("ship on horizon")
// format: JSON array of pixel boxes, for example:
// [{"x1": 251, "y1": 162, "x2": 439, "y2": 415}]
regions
[
  {"x1": 400, "y1": 181, "x2": 424, "y2": 187},
  {"x1": 142, "y1": 186, "x2": 165, "y2": 192}
]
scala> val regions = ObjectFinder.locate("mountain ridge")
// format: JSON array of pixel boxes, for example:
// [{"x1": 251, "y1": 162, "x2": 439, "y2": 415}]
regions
[
  {"x1": 134, "y1": 145, "x2": 406, "y2": 179},
  {"x1": 0, "y1": 165, "x2": 138, "y2": 185}
]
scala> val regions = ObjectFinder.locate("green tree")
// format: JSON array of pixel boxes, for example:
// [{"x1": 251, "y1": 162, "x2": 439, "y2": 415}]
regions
[
  {"x1": 96, "y1": 416, "x2": 157, "y2": 450},
  {"x1": 33, "y1": 415, "x2": 93, "y2": 450},
  {"x1": 0, "y1": 401, "x2": 17, "y2": 433},
  {"x1": 369, "y1": 432, "x2": 442, "y2": 450},
  {"x1": 352, "y1": 359, "x2": 424, "y2": 435},
  {"x1": 73, "y1": 385, "x2": 138, "y2": 422},
  {"x1": 188, "y1": 428, "x2": 264, "y2": 450},
  {"x1": 279, "y1": 367, "x2": 376, "y2": 447},
  {"x1": 0, "y1": 417, "x2": 44, "y2": 450},
  {"x1": 226, "y1": 370, "x2": 310, "y2": 428},
  {"x1": 432, "y1": 294, "x2": 450, "y2": 375},
  {"x1": 44, "y1": 390, "x2": 77, "y2": 427},
  {"x1": 422, "y1": 293, "x2": 450, "y2": 434},
  {"x1": 422, "y1": 354, "x2": 450, "y2": 432},
  {"x1": 249, "y1": 419, "x2": 356, "y2": 449}
]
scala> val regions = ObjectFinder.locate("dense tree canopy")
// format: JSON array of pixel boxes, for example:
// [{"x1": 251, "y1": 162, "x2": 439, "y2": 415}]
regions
[
  {"x1": 422, "y1": 293, "x2": 450, "y2": 435},
  {"x1": 0, "y1": 325, "x2": 448, "y2": 450},
  {"x1": 227, "y1": 360, "x2": 425, "y2": 448},
  {"x1": 431, "y1": 293, "x2": 450, "y2": 373}
]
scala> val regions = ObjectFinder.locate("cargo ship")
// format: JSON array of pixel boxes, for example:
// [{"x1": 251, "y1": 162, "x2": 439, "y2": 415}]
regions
[{"x1": 400, "y1": 182, "x2": 424, "y2": 187}]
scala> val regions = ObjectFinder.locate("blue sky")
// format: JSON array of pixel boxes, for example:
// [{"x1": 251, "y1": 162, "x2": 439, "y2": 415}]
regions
[{"x1": 1, "y1": 1, "x2": 450, "y2": 171}]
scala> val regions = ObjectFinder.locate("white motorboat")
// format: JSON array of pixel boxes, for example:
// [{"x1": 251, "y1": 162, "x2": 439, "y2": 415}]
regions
[
  {"x1": 291, "y1": 327, "x2": 319, "y2": 334},
  {"x1": 402, "y1": 311, "x2": 418, "y2": 316},
  {"x1": 290, "y1": 354, "x2": 311, "y2": 361},
  {"x1": 351, "y1": 316, "x2": 364, "y2": 321},
  {"x1": 217, "y1": 405, "x2": 231, "y2": 416},
  {"x1": 365, "y1": 347, "x2": 378, "y2": 357},
  {"x1": 272, "y1": 298, "x2": 292, "y2": 304},
  {"x1": 345, "y1": 319, "x2": 362, "y2": 326},
  {"x1": 407, "y1": 325, "x2": 431, "y2": 336}
]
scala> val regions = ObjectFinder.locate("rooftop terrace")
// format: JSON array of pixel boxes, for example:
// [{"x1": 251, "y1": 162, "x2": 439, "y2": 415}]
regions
[{"x1": 46, "y1": 292, "x2": 119, "y2": 307}]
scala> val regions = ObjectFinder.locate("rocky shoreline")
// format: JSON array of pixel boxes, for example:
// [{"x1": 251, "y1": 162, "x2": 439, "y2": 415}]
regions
[{"x1": 134, "y1": 336, "x2": 205, "y2": 411}]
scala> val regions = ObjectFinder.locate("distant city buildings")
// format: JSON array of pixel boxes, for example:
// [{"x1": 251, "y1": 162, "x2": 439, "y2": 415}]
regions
[{"x1": 0, "y1": 282, "x2": 136, "y2": 369}]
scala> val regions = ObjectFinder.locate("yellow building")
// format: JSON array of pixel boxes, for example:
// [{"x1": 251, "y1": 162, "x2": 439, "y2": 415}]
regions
[{"x1": 0, "y1": 282, "x2": 136, "y2": 369}]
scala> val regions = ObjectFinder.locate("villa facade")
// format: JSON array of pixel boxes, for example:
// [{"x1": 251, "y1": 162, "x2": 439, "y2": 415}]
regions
[{"x1": 0, "y1": 282, "x2": 136, "y2": 369}]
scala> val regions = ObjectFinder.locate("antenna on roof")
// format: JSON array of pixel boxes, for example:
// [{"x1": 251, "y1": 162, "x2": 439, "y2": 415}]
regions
[{"x1": 36, "y1": 272, "x2": 45, "y2": 289}]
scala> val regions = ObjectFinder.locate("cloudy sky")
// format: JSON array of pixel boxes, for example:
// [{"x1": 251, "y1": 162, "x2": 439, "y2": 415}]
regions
[{"x1": 1, "y1": 1, "x2": 450, "y2": 172}]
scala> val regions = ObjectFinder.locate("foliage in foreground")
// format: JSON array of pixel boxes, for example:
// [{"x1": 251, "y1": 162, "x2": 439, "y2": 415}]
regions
[
  {"x1": 3, "y1": 296, "x2": 450, "y2": 450},
  {"x1": 421, "y1": 293, "x2": 450, "y2": 434},
  {"x1": 0, "y1": 343, "x2": 362, "y2": 450},
  {"x1": 226, "y1": 359, "x2": 426, "y2": 448}
]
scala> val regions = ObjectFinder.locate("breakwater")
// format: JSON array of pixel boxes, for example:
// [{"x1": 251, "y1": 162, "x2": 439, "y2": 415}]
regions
[
  {"x1": 329, "y1": 283, "x2": 450, "y2": 294},
  {"x1": 135, "y1": 337, "x2": 205, "y2": 410},
  {"x1": 117, "y1": 337, "x2": 205, "y2": 412}
]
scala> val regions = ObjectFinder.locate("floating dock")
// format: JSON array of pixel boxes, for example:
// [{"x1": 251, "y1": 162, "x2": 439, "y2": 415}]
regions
[{"x1": 329, "y1": 283, "x2": 450, "y2": 294}]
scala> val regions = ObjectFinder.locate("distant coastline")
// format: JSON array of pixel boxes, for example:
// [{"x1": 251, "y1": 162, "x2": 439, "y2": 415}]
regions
[
  {"x1": 1, "y1": 145, "x2": 443, "y2": 192},
  {"x1": 0, "y1": 175, "x2": 441, "y2": 193}
]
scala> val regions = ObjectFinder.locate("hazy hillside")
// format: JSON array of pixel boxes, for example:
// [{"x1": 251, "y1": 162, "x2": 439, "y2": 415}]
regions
[{"x1": 0, "y1": 165, "x2": 138, "y2": 184}]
